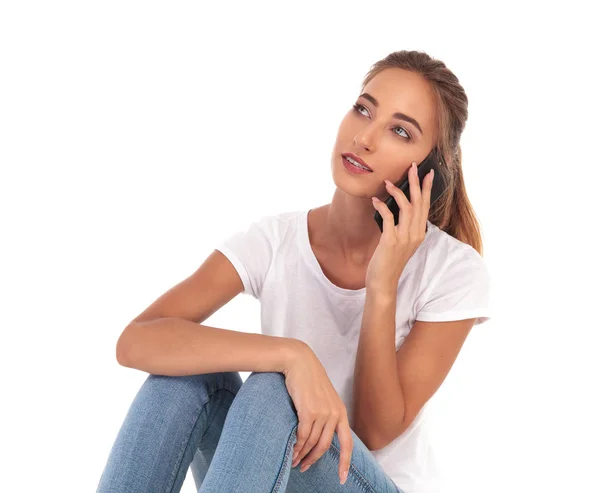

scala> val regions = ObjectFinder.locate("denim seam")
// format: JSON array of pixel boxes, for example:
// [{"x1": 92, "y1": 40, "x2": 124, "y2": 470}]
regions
[
  {"x1": 166, "y1": 387, "x2": 238, "y2": 493},
  {"x1": 328, "y1": 441, "x2": 376, "y2": 493},
  {"x1": 271, "y1": 423, "x2": 298, "y2": 492}
]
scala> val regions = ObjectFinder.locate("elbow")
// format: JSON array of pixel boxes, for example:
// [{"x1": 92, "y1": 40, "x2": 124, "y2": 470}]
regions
[
  {"x1": 366, "y1": 434, "x2": 391, "y2": 452},
  {"x1": 116, "y1": 324, "x2": 138, "y2": 367},
  {"x1": 356, "y1": 420, "x2": 405, "y2": 452},
  {"x1": 353, "y1": 421, "x2": 385, "y2": 452},
  {"x1": 115, "y1": 341, "x2": 131, "y2": 367},
  {"x1": 363, "y1": 431, "x2": 388, "y2": 452},
  {"x1": 368, "y1": 420, "x2": 410, "y2": 451}
]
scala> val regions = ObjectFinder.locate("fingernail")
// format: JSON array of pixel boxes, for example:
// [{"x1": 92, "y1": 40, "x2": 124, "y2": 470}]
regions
[
  {"x1": 293, "y1": 451, "x2": 298, "y2": 461},
  {"x1": 412, "y1": 161, "x2": 417, "y2": 172},
  {"x1": 300, "y1": 464, "x2": 310, "y2": 473},
  {"x1": 341, "y1": 470, "x2": 348, "y2": 484}
]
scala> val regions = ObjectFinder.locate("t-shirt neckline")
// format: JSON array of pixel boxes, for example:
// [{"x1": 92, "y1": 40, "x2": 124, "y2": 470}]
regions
[
  {"x1": 298, "y1": 209, "x2": 368, "y2": 298},
  {"x1": 298, "y1": 209, "x2": 435, "y2": 298}
]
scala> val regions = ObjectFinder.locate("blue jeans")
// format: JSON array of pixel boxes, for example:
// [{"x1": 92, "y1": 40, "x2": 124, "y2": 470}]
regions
[{"x1": 96, "y1": 371, "x2": 403, "y2": 492}]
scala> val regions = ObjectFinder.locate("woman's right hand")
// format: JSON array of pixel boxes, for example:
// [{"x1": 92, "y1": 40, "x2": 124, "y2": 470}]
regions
[{"x1": 282, "y1": 341, "x2": 354, "y2": 485}]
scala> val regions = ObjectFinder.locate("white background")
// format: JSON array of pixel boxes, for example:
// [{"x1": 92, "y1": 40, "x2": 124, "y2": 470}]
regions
[{"x1": 1, "y1": 1, "x2": 598, "y2": 492}]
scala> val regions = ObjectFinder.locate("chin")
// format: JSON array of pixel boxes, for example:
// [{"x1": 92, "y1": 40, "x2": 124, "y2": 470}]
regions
[{"x1": 331, "y1": 168, "x2": 373, "y2": 199}]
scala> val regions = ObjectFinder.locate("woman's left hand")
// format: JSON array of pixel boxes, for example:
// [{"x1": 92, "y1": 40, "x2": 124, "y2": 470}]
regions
[{"x1": 366, "y1": 161, "x2": 435, "y2": 294}]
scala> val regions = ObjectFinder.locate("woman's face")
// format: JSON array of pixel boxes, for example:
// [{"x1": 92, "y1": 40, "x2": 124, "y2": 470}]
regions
[{"x1": 331, "y1": 68, "x2": 439, "y2": 199}]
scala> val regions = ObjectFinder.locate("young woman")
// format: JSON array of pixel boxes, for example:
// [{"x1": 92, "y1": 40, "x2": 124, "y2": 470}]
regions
[{"x1": 96, "y1": 50, "x2": 492, "y2": 493}]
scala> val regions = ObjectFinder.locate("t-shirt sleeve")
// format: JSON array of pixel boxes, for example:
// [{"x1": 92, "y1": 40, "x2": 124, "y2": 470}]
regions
[
  {"x1": 215, "y1": 215, "x2": 278, "y2": 299},
  {"x1": 416, "y1": 247, "x2": 493, "y2": 326}
]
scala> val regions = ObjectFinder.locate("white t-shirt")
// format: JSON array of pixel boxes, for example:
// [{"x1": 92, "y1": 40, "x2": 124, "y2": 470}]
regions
[{"x1": 216, "y1": 209, "x2": 493, "y2": 493}]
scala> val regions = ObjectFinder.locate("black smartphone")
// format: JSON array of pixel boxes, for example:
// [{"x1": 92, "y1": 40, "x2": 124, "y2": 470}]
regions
[{"x1": 374, "y1": 148, "x2": 449, "y2": 233}]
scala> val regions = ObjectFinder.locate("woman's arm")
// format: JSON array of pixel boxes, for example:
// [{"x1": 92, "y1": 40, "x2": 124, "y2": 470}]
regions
[
  {"x1": 116, "y1": 249, "x2": 304, "y2": 376},
  {"x1": 353, "y1": 285, "x2": 474, "y2": 450},
  {"x1": 118, "y1": 318, "x2": 302, "y2": 376}
]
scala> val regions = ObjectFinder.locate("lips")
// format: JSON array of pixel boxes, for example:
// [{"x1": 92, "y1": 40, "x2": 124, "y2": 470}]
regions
[{"x1": 342, "y1": 153, "x2": 372, "y2": 171}]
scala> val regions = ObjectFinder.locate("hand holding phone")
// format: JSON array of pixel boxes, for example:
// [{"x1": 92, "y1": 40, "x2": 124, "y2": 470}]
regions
[{"x1": 373, "y1": 148, "x2": 449, "y2": 233}]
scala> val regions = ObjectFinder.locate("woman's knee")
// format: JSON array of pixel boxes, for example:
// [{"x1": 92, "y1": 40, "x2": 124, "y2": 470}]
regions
[
  {"x1": 232, "y1": 372, "x2": 298, "y2": 419},
  {"x1": 244, "y1": 371, "x2": 288, "y2": 395},
  {"x1": 138, "y1": 371, "x2": 243, "y2": 409}
]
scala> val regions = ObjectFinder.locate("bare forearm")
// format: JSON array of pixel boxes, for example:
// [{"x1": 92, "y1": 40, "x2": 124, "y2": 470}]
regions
[
  {"x1": 116, "y1": 317, "x2": 302, "y2": 376},
  {"x1": 353, "y1": 289, "x2": 405, "y2": 448}
]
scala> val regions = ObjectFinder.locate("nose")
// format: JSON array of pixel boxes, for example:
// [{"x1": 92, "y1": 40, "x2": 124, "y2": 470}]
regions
[{"x1": 353, "y1": 125, "x2": 378, "y2": 152}]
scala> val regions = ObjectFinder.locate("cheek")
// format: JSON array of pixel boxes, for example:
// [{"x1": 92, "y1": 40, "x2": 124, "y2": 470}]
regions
[
  {"x1": 390, "y1": 167, "x2": 411, "y2": 186},
  {"x1": 337, "y1": 113, "x2": 356, "y2": 138}
]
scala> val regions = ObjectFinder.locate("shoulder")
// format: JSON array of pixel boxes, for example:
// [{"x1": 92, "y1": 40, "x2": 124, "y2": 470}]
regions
[
  {"x1": 423, "y1": 220, "x2": 489, "y2": 279},
  {"x1": 425, "y1": 220, "x2": 482, "y2": 257},
  {"x1": 250, "y1": 209, "x2": 304, "y2": 242},
  {"x1": 253, "y1": 209, "x2": 304, "y2": 226}
]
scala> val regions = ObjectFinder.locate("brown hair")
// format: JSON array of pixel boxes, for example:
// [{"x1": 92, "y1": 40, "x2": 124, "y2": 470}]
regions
[{"x1": 361, "y1": 50, "x2": 485, "y2": 257}]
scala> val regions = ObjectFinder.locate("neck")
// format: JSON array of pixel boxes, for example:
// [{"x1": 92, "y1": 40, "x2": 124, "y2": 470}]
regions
[{"x1": 319, "y1": 188, "x2": 383, "y2": 265}]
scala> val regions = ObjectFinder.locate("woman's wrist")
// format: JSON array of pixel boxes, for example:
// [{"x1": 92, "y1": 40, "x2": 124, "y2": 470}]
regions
[
  {"x1": 281, "y1": 338, "x2": 311, "y2": 375},
  {"x1": 365, "y1": 284, "x2": 398, "y2": 304}
]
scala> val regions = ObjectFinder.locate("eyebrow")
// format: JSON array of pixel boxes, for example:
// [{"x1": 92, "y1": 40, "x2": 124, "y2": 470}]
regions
[{"x1": 358, "y1": 92, "x2": 423, "y2": 136}]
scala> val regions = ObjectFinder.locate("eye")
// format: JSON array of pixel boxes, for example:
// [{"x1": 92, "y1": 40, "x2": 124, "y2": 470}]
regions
[
  {"x1": 352, "y1": 103, "x2": 369, "y2": 117},
  {"x1": 352, "y1": 103, "x2": 412, "y2": 141},
  {"x1": 393, "y1": 126, "x2": 411, "y2": 140}
]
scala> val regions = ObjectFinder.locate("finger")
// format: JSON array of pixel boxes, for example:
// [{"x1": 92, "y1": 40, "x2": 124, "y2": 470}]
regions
[
  {"x1": 383, "y1": 179, "x2": 410, "y2": 217},
  {"x1": 298, "y1": 416, "x2": 337, "y2": 471},
  {"x1": 293, "y1": 416, "x2": 326, "y2": 468},
  {"x1": 372, "y1": 196, "x2": 396, "y2": 236},
  {"x1": 413, "y1": 168, "x2": 434, "y2": 236},
  {"x1": 336, "y1": 418, "x2": 354, "y2": 485},
  {"x1": 406, "y1": 161, "x2": 425, "y2": 236},
  {"x1": 423, "y1": 169, "x2": 434, "y2": 214},
  {"x1": 408, "y1": 161, "x2": 423, "y2": 206},
  {"x1": 383, "y1": 180, "x2": 411, "y2": 237},
  {"x1": 292, "y1": 417, "x2": 315, "y2": 467},
  {"x1": 295, "y1": 417, "x2": 325, "y2": 470}
]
